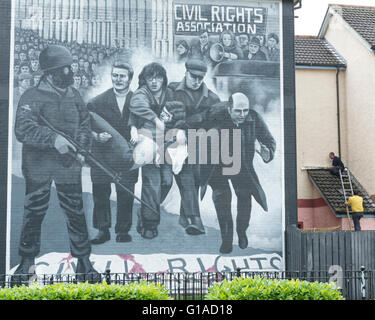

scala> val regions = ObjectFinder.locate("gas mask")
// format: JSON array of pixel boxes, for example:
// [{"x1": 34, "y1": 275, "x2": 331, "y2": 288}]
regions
[{"x1": 50, "y1": 66, "x2": 74, "y2": 89}]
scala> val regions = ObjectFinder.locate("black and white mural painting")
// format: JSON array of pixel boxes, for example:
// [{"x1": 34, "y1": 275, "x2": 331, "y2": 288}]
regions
[{"x1": 7, "y1": 0, "x2": 284, "y2": 277}]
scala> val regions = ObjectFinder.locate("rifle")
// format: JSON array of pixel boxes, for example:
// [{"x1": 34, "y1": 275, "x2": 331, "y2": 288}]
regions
[{"x1": 39, "y1": 114, "x2": 159, "y2": 215}]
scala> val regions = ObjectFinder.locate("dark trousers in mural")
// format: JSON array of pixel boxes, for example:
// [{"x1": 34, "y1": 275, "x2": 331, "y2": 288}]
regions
[
  {"x1": 92, "y1": 182, "x2": 135, "y2": 234},
  {"x1": 209, "y1": 171, "x2": 253, "y2": 249},
  {"x1": 139, "y1": 164, "x2": 173, "y2": 230},
  {"x1": 18, "y1": 179, "x2": 91, "y2": 258},
  {"x1": 175, "y1": 164, "x2": 201, "y2": 226},
  {"x1": 139, "y1": 163, "x2": 201, "y2": 230}
]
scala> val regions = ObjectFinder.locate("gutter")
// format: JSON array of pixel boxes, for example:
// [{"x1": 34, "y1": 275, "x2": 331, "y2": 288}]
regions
[{"x1": 295, "y1": 64, "x2": 346, "y2": 70}]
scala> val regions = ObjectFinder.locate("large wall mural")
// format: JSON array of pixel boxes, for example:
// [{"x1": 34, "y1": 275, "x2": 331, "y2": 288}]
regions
[{"x1": 7, "y1": 0, "x2": 286, "y2": 278}]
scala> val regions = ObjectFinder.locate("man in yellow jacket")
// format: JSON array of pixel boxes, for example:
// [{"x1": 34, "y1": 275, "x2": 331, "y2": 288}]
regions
[{"x1": 345, "y1": 192, "x2": 364, "y2": 231}]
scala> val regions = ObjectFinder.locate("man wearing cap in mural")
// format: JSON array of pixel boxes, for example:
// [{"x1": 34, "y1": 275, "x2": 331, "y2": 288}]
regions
[
  {"x1": 13, "y1": 45, "x2": 99, "y2": 281},
  {"x1": 247, "y1": 37, "x2": 267, "y2": 61},
  {"x1": 201, "y1": 92, "x2": 276, "y2": 254},
  {"x1": 168, "y1": 58, "x2": 221, "y2": 235},
  {"x1": 88, "y1": 59, "x2": 138, "y2": 245}
]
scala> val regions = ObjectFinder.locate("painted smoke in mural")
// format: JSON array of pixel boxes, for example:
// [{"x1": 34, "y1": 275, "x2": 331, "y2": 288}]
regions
[{"x1": 8, "y1": 0, "x2": 284, "y2": 275}]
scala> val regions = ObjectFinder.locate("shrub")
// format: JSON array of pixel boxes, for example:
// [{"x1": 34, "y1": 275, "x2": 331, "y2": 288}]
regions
[
  {"x1": 205, "y1": 276, "x2": 345, "y2": 300},
  {"x1": 0, "y1": 281, "x2": 172, "y2": 300}
]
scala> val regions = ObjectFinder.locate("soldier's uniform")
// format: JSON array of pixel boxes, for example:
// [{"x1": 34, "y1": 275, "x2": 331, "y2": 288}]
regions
[
  {"x1": 13, "y1": 46, "x2": 94, "y2": 277},
  {"x1": 15, "y1": 81, "x2": 92, "y2": 259}
]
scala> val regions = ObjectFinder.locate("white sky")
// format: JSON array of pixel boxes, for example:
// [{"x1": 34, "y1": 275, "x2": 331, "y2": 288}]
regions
[{"x1": 294, "y1": 0, "x2": 375, "y2": 35}]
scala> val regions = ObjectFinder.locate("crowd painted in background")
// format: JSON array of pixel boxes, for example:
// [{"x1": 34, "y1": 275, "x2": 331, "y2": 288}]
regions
[
  {"x1": 13, "y1": 27, "x2": 280, "y2": 103},
  {"x1": 13, "y1": 28, "x2": 125, "y2": 104}
]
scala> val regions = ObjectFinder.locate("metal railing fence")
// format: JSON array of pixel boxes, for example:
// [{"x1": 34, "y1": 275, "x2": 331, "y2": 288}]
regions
[{"x1": 1, "y1": 268, "x2": 374, "y2": 300}]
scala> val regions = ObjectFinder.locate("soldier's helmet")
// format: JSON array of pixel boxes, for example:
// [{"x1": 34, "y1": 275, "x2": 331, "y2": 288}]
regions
[{"x1": 39, "y1": 45, "x2": 73, "y2": 72}]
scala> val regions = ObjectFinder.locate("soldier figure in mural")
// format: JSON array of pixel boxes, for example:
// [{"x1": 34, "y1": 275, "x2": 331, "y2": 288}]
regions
[
  {"x1": 12, "y1": 45, "x2": 99, "y2": 281},
  {"x1": 201, "y1": 92, "x2": 276, "y2": 254},
  {"x1": 88, "y1": 60, "x2": 138, "y2": 245},
  {"x1": 168, "y1": 58, "x2": 221, "y2": 235}
]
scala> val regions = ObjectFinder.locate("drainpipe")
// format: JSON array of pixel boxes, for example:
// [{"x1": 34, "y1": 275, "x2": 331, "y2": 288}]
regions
[{"x1": 336, "y1": 68, "x2": 341, "y2": 159}]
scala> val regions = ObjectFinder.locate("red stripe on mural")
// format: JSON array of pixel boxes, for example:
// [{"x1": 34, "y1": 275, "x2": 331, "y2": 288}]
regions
[{"x1": 298, "y1": 198, "x2": 327, "y2": 208}]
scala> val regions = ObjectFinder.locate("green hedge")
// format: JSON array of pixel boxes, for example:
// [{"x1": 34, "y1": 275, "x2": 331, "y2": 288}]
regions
[
  {"x1": 0, "y1": 277, "x2": 345, "y2": 300},
  {"x1": 0, "y1": 281, "x2": 172, "y2": 300},
  {"x1": 205, "y1": 276, "x2": 345, "y2": 300}
]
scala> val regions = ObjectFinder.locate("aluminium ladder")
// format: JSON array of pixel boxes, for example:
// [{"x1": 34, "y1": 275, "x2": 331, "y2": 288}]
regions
[{"x1": 339, "y1": 168, "x2": 354, "y2": 231}]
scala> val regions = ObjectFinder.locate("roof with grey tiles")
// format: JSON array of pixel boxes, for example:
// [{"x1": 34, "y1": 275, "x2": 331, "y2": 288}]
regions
[
  {"x1": 330, "y1": 5, "x2": 375, "y2": 49},
  {"x1": 295, "y1": 36, "x2": 347, "y2": 68},
  {"x1": 307, "y1": 169, "x2": 375, "y2": 217}
]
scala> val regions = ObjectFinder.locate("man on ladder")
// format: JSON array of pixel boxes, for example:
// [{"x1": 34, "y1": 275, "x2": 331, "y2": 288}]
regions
[{"x1": 345, "y1": 191, "x2": 364, "y2": 231}]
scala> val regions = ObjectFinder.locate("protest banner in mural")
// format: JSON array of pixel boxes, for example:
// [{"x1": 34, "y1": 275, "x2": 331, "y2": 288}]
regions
[{"x1": 173, "y1": 3, "x2": 268, "y2": 35}]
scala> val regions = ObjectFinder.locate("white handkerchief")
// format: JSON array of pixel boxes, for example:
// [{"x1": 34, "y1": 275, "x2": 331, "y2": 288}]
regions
[{"x1": 167, "y1": 144, "x2": 188, "y2": 175}]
